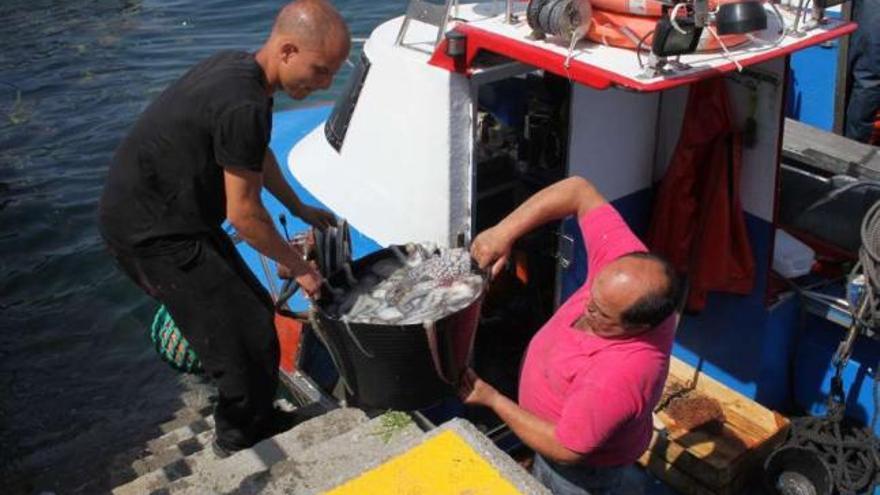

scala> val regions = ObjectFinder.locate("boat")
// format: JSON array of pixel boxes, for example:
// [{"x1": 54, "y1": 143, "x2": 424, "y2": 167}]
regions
[{"x1": 230, "y1": 1, "x2": 879, "y2": 493}]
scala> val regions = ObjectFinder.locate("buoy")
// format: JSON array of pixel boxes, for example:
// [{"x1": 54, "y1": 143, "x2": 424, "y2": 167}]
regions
[
  {"x1": 275, "y1": 312, "x2": 303, "y2": 374},
  {"x1": 586, "y1": 9, "x2": 749, "y2": 52},
  {"x1": 588, "y1": 0, "x2": 740, "y2": 17}
]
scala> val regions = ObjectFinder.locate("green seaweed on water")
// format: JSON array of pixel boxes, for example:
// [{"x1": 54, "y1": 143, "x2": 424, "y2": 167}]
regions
[
  {"x1": 371, "y1": 411, "x2": 413, "y2": 444},
  {"x1": 7, "y1": 90, "x2": 30, "y2": 125}
]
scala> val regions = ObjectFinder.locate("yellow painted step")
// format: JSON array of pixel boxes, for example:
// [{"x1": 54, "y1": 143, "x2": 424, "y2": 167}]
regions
[{"x1": 327, "y1": 430, "x2": 524, "y2": 495}]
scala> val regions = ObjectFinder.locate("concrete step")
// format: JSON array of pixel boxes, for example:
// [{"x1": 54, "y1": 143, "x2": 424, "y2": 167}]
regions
[
  {"x1": 111, "y1": 406, "x2": 366, "y2": 495},
  {"x1": 133, "y1": 430, "x2": 213, "y2": 477},
  {"x1": 102, "y1": 412, "x2": 215, "y2": 489},
  {"x1": 157, "y1": 405, "x2": 214, "y2": 434},
  {"x1": 146, "y1": 414, "x2": 215, "y2": 455},
  {"x1": 130, "y1": 399, "x2": 300, "y2": 479},
  {"x1": 256, "y1": 416, "x2": 548, "y2": 495},
  {"x1": 167, "y1": 407, "x2": 374, "y2": 495},
  {"x1": 235, "y1": 411, "x2": 426, "y2": 495}
]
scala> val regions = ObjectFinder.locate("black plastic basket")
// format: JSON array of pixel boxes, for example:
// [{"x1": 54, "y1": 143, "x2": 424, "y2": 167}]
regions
[{"x1": 314, "y1": 247, "x2": 483, "y2": 410}]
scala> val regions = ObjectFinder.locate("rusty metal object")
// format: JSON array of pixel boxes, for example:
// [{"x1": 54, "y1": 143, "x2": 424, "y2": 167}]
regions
[{"x1": 664, "y1": 392, "x2": 726, "y2": 434}]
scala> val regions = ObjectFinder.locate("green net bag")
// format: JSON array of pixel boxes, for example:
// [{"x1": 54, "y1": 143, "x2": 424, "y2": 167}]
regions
[{"x1": 150, "y1": 305, "x2": 203, "y2": 374}]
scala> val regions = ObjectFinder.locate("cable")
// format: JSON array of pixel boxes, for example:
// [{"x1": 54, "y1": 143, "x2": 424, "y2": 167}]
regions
[
  {"x1": 707, "y1": 26, "x2": 743, "y2": 72},
  {"x1": 745, "y1": 2, "x2": 788, "y2": 50},
  {"x1": 564, "y1": 24, "x2": 588, "y2": 68},
  {"x1": 669, "y1": 2, "x2": 689, "y2": 34},
  {"x1": 635, "y1": 29, "x2": 655, "y2": 68},
  {"x1": 801, "y1": 181, "x2": 880, "y2": 214},
  {"x1": 768, "y1": 1, "x2": 789, "y2": 41}
]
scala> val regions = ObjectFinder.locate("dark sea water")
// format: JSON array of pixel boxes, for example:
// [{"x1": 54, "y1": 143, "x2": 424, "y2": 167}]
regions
[{"x1": 0, "y1": 1, "x2": 405, "y2": 492}]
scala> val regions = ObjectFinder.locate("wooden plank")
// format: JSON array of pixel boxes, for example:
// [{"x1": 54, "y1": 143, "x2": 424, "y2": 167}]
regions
[
  {"x1": 638, "y1": 357, "x2": 790, "y2": 490},
  {"x1": 641, "y1": 446, "x2": 769, "y2": 495},
  {"x1": 646, "y1": 420, "x2": 788, "y2": 491},
  {"x1": 641, "y1": 448, "x2": 717, "y2": 495},
  {"x1": 782, "y1": 118, "x2": 880, "y2": 180}
]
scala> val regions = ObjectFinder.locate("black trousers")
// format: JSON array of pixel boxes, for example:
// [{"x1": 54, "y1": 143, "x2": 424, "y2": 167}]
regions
[
  {"x1": 845, "y1": 0, "x2": 880, "y2": 143},
  {"x1": 108, "y1": 230, "x2": 279, "y2": 448}
]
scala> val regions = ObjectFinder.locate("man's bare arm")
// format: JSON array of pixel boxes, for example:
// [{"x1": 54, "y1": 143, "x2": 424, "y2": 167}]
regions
[
  {"x1": 471, "y1": 176, "x2": 606, "y2": 275},
  {"x1": 224, "y1": 166, "x2": 321, "y2": 295},
  {"x1": 459, "y1": 370, "x2": 584, "y2": 464},
  {"x1": 498, "y1": 176, "x2": 605, "y2": 243}
]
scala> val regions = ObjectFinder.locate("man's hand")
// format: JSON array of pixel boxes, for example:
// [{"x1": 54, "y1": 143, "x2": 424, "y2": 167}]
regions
[
  {"x1": 470, "y1": 226, "x2": 511, "y2": 278},
  {"x1": 458, "y1": 368, "x2": 501, "y2": 408},
  {"x1": 294, "y1": 270, "x2": 322, "y2": 299},
  {"x1": 297, "y1": 205, "x2": 336, "y2": 231},
  {"x1": 277, "y1": 245, "x2": 323, "y2": 298}
]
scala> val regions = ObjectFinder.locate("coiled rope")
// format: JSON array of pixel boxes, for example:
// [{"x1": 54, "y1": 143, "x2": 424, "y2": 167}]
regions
[
  {"x1": 855, "y1": 200, "x2": 880, "y2": 329},
  {"x1": 783, "y1": 200, "x2": 880, "y2": 495}
]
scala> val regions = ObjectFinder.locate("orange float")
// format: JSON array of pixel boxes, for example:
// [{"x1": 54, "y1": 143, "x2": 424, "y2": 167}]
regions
[
  {"x1": 588, "y1": 0, "x2": 741, "y2": 17},
  {"x1": 586, "y1": 9, "x2": 749, "y2": 52},
  {"x1": 274, "y1": 312, "x2": 303, "y2": 373}
]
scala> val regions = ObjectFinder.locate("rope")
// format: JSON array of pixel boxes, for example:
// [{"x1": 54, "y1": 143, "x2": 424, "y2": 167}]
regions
[
  {"x1": 786, "y1": 416, "x2": 879, "y2": 494},
  {"x1": 149, "y1": 305, "x2": 202, "y2": 374},
  {"x1": 307, "y1": 308, "x2": 354, "y2": 396},
  {"x1": 783, "y1": 200, "x2": 880, "y2": 494},
  {"x1": 855, "y1": 200, "x2": 880, "y2": 328}
]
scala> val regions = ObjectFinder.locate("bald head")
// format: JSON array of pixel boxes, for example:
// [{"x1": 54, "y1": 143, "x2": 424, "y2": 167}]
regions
[
  {"x1": 272, "y1": 0, "x2": 350, "y2": 52},
  {"x1": 592, "y1": 252, "x2": 680, "y2": 332},
  {"x1": 258, "y1": 0, "x2": 351, "y2": 99}
]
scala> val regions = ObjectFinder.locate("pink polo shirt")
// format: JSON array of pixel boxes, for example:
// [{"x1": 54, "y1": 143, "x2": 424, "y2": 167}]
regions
[{"x1": 518, "y1": 203, "x2": 675, "y2": 466}]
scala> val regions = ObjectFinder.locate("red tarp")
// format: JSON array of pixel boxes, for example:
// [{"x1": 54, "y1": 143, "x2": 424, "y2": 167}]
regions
[{"x1": 647, "y1": 78, "x2": 755, "y2": 311}]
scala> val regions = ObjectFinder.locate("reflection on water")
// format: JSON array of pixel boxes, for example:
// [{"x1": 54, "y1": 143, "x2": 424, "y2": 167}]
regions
[{"x1": 0, "y1": 1, "x2": 405, "y2": 492}]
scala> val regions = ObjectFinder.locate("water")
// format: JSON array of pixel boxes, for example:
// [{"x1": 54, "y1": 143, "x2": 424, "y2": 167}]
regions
[{"x1": 0, "y1": 1, "x2": 406, "y2": 493}]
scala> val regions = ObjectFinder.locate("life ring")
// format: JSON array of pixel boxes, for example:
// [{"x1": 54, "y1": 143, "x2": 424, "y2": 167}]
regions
[
  {"x1": 588, "y1": 0, "x2": 742, "y2": 17},
  {"x1": 586, "y1": 9, "x2": 749, "y2": 52}
]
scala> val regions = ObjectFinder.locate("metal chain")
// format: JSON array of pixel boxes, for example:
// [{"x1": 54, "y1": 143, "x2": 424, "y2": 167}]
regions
[{"x1": 787, "y1": 200, "x2": 880, "y2": 494}]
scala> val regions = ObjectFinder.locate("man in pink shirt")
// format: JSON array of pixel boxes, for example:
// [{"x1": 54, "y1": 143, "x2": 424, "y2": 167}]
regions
[{"x1": 461, "y1": 177, "x2": 680, "y2": 494}]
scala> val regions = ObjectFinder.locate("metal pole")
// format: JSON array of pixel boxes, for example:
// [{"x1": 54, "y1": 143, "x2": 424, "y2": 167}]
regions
[
  {"x1": 506, "y1": 0, "x2": 514, "y2": 23},
  {"x1": 792, "y1": 0, "x2": 806, "y2": 33},
  {"x1": 833, "y1": 2, "x2": 853, "y2": 134}
]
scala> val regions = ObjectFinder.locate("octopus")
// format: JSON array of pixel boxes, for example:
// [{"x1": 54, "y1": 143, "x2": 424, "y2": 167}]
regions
[{"x1": 325, "y1": 244, "x2": 484, "y2": 326}]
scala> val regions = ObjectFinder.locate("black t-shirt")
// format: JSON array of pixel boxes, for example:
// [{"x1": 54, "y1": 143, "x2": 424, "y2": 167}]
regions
[{"x1": 99, "y1": 51, "x2": 273, "y2": 253}]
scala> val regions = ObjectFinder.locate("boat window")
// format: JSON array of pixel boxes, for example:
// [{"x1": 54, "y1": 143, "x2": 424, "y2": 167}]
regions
[{"x1": 325, "y1": 52, "x2": 371, "y2": 152}]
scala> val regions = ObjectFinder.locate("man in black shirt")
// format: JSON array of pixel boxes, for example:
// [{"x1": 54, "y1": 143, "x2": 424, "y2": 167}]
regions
[{"x1": 99, "y1": 0, "x2": 350, "y2": 455}]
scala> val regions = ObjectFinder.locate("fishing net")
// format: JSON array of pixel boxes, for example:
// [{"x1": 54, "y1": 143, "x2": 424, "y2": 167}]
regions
[{"x1": 150, "y1": 305, "x2": 202, "y2": 374}]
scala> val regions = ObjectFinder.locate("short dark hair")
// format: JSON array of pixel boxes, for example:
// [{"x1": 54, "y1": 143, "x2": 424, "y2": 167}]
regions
[{"x1": 619, "y1": 252, "x2": 682, "y2": 329}]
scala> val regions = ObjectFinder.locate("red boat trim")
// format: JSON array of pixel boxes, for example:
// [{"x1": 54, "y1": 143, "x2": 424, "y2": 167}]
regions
[{"x1": 429, "y1": 21, "x2": 857, "y2": 93}]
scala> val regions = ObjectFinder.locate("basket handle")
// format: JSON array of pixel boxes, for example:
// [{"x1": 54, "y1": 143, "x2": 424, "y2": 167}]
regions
[{"x1": 424, "y1": 321, "x2": 454, "y2": 385}]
